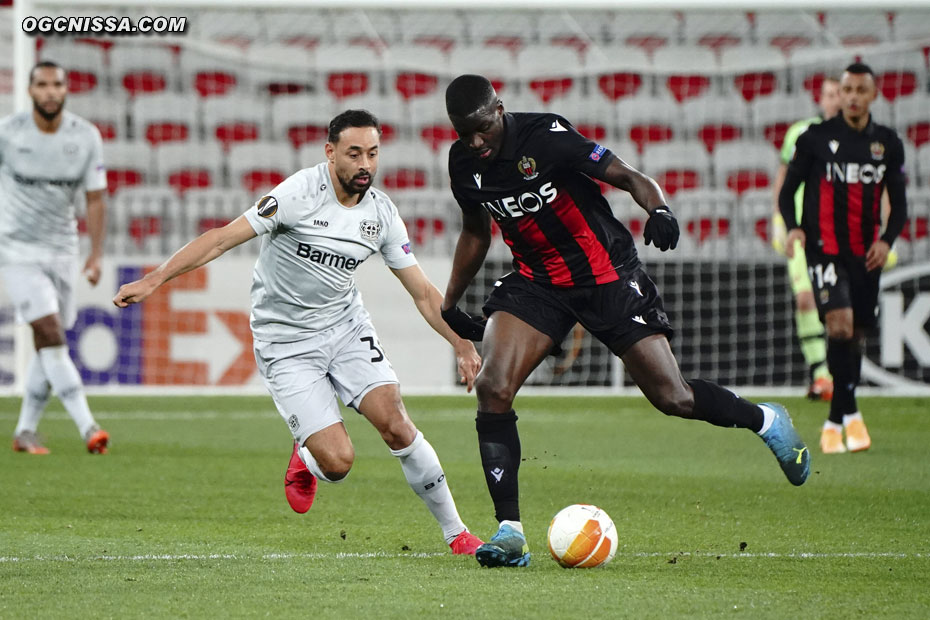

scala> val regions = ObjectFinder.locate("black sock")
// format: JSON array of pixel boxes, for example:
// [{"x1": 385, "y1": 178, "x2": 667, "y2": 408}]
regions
[
  {"x1": 827, "y1": 338, "x2": 860, "y2": 424},
  {"x1": 687, "y1": 379, "x2": 764, "y2": 432},
  {"x1": 476, "y1": 410, "x2": 521, "y2": 523}
]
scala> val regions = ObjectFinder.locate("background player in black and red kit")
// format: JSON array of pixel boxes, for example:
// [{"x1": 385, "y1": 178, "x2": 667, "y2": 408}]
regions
[
  {"x1": 440, "y1": 74, "x2": 811, "y2": 568},
  {"x1": 780, "y1": 63, "x2": 907, "y2": 455}
]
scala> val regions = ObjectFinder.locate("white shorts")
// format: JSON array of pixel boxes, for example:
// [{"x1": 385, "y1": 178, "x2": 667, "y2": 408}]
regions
[
  {"x1": 253, "y1": 313, "x2": 398, "y2": 445},
  {"x1": 0, "y1": 261, "x2": 78, "y2": 328}
]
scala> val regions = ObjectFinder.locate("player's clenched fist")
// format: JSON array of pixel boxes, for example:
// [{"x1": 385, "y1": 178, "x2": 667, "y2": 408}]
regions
[
  {"x1": 113, "y1": 276, "x2": 159, "y2": 308},
  {"x1": 643, "y1": 206, "x2": 679, "y2": 251}
]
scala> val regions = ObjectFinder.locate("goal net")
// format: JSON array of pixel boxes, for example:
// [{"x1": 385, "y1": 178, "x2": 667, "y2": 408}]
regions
[{"x1": 1, "y1": 1, "x2": 929, "y2": 394}]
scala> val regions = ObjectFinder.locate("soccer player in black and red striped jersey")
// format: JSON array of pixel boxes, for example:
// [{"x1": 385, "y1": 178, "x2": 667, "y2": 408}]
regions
[
  {"x1": 780, "y1": 63, "x2": 908, "y2": 455},
  {"x1": 440, "y1": 74, "x2": 810, "y2": 568}
]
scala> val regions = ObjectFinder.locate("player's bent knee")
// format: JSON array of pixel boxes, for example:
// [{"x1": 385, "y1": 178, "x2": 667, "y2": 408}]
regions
[
  {"x1": 474, "y1": 373, "x2": 517, "y2": 410},
  {"x1": 317, "y1": 447, "x2": 354, "y2": 481},
  {"x1": 379, "y1": 417, "x2": 417, "y2": 451}
]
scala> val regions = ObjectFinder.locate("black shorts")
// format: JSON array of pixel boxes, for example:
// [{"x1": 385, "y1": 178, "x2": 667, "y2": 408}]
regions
[
  {"x1": 482, "y1": 269, "x2": 674, "y2": 356},
  {"x1": 805, "y1": 249, "x2": 881, "y2": 329}
]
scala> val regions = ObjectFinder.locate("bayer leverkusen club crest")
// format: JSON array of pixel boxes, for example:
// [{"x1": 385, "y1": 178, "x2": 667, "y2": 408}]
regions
[{"x1": 517, "y1": 156, "x2": 539, "y2": 180}]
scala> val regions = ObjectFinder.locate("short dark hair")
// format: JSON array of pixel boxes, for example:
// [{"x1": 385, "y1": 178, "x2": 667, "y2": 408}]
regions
[
  {"x1": 844, "y1": 62, "x2": 874, "y2": 77},
  {"x1": 446, "y1": 74, "x2": 497, "y2": 118},
  {"x1": 29, "y1": 61, "x2": 63, "y2": 84},
  {"x1": 328, "y1": 109, "x2": 381, "y2": 144}
]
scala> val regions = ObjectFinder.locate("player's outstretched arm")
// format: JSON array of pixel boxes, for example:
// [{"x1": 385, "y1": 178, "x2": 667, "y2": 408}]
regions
[
  {"x1": 113, "y1": 216, "x2": 256, "y2": 308},
  {"x1": 83, "y1": 189, "x2": 107, "y2": 286},
  {"x1": 596, "y1": 155, "x2": 679, "y2": 251},
  {"x1": 391, "y1": 264, "x2": 482, "y2": 391}
]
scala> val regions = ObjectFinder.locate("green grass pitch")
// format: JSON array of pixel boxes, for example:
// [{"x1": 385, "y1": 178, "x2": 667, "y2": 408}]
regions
[{"x1": 2, "y1": 395, "x2": 928, "y2": 618}]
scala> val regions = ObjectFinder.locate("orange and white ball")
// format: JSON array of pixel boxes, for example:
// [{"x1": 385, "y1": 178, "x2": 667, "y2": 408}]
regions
[{"x1": 547, "y1": 504, "x2": 617, "y2": 568}]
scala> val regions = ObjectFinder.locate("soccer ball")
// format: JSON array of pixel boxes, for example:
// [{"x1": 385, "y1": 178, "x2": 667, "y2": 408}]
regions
[{"x1": 547, "y1": 504, "x2": 617, "y2": 568}]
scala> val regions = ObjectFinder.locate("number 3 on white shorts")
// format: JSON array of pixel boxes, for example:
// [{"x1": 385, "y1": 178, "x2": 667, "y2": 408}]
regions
[
  {"x1": 809, "y1": 262, "x2": 837, "y2": 289},
  {"x1": 360, "y1": 336, "x2": 385, "y2": 363}
]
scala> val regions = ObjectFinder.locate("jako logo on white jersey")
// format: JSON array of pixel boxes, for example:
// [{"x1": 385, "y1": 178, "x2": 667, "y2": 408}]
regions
[
  {"x1": 296, "y1": 243, "x2": 361, "y2": 270},
  {"x1": 825, "y1": 162, "x2": 886, "y2": 184},
  {"x1": 481, "y1": 182, "x2": 558, "y2": 220}
]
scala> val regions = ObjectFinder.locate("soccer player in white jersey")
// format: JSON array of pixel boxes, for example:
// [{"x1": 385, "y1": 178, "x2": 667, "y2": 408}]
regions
[
  {"x1": 0, "y1": 62, "x2": 110, "y2": 455},
  {"x1": 113, "y1": 110, "x2": 485, "y2": 555}
]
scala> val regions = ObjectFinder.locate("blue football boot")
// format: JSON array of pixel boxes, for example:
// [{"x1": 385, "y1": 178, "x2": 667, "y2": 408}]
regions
[
  {"x1": 759, "y1": 402, "x2": 810, "y2": 486},
  {"x1": 475, "y1": 523, "x2": 530, "y2": 567}
]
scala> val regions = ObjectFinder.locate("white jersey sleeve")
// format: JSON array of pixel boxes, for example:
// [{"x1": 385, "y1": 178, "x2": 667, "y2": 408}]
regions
[
  {"x1": 242, "y1": 171, "x2": 308, "y2": 235},
  {"x1": 377, "y1": 196, "x2": 418, "y2": 270},
  {"x1": 83, "y1": 125, "x2": 107, "y2": 192}
]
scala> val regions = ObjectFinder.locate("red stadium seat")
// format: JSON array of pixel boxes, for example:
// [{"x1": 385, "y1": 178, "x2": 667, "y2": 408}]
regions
[
  {"x1": 618, "y1": 94, "x2": 680, "y2": 153},
  {"x1": 269, "y1": 95, "x2": 331, "y2": 150},
  {"x1": 157, "y1": 142, "x2": 223, "y2": 195},
  {"x1": 683, "y1": 96, "x2": 749, "y2": 153},
  {"x1": 110, "y1": 44, "x2": 176, "y2": 97},
  {"x1": 102, "y1": 141, "x2": 154, "y2": 195},
  {"x1": 40, "y1": 40, "x2": 105, "y2": 94},
  {"x1": 895, "y1": 94, "x2": 930, "y2": 149},
  {"x1": 753, "y1": 11, "x2": 822, "y2": 55},
  {"x1": 713, "y1": 140, "x2": 777, "y2": 196},
  {"x1": 228, "y1": 142, "x2": 295, "y2": 194},
  {"x1": 131, "y1": 93, "x2": 199, "y2": 146},
  {"x1": 589, "y1": 46, "x2": 651, "y2": 102},
  {"x1": 752, "y1": 93, "x2": 816, "y2": 150},
  {"x1": 389, "y1": 45, "x2": 446, "y2": 101},
  {"x1": 641, "y1": 141, "x2": 711, "y2": 196},
  {"x1": 316, "y1": 45, "x2": 383, "y2": 100},
  {"x1": 604, "y1": 11, "x2": 680, "y2": 54},
  {"x1": 682, "y1": 11, "x2": 751, "y2": 52},
  {"x1": 203, "y1": 95, "x2": 267, "y2": 149},
  {"x1": 653, "y1": 47, "x2": 717, "y2": 102}
]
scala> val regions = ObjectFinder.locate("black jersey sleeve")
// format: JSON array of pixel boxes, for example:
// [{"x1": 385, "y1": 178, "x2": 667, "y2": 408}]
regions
[
  {"x1": 542, "y1": 114, "x2": 614, "y2": 177},
  {"x1": 881, "y1": 133, "x2": 908, "y2": 246},
  {"x1": 779, "y1": 126, "x2": 816, "y2": 229}
]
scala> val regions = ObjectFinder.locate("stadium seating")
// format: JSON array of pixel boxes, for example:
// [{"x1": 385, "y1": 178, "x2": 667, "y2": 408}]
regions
[
  {"x1": 183, "y1": 187, "x2": 255, "y2": 255},
  {"x1": 180, "y1": 48, "x2": 242, "y2": 98},
  {"x1": 109, "y1": 43, "x2": 176, "y2": 97},
  {"x1": 604, "y1": 11, "x2": 680, "y2": 52},
  {"x1": 398, "y1": 10, "x2": 465, "y2": 52},
  {"x1": 246, "y1": 44, "x2": 314, "y2": 96},
  {"x1": 682, "y1": 11, "x2": 751, "y2": 51},
  {"x1": 261, "y1": 10, "x2": 331, "y2": 48},
  {"x1": 682, "y1": 95, "x2": 749, "y2": 152},
  {"x1": 109, "y1": 186, "x2": 182, "y2": 255},
  {"x1": 387, "y1": 44, "x2": 447, "y2": 102},
  {"x1": 378, "y1": 139, "x2": 437, "y2": 190},
  {"x1": 718, "y1": 45, "x2": 788, "y2": 102},
  {"x1": 674, "y1": 188, "x2": 738, "y2": 258},
  {"x1": 788, "y1": 46, "x2": 856, "y2": 99},
  {"x1": 751, "y1": 92, "x2": 819, "y2": 150},
  {"x1": 917, "y1": 144, "x2": 930, "y2": 187},
  {"x1": 893, "y1": 10, "x2": 930, "y2": 42},
  {"x1": 897, "y1": 96, "x2": 930, "y2": 150},
  {"x1": 448, "y1": 45, "x2": 518, "y2": 95},
  {"x1": 131, "y1": 93, "x2": 200, "y2": 145},
  {"x1": 735, "y1": 188, "x2": 777, "y2": 258},
  {"x1": 40, "y1": 40, "x2": 107, "y2": 94},
  {"x1": 66, "y1": 92, "x2": 124, "y2": 141},
  {"x1": 864, "y1": 52, "x2": 927, "y2": 102},
  {"x1": 465, "y1": 12, "x2": 537, "y2": 54},
  {"x1": 641, "y1": 140, "x2": 711, "y2": 195},
  {"x1": 329, "y1": 9, "x2": 399, "y2": 49},
  {"x1": 617, "y1": 93, "x2": 681, "y2": 153},
  {"x1": 753, "y1": 11, "x2": 822, "y2": 54},
  {"x1": 269, "y1": 94, "x2": 330, "y2": 149},
  {"x1": 712, "y1": 140, "x2": 778, "y2": 195},
  {"x1": 103, "y1": 141, "x2": 155, "y2": 195},
  {"x1": 315, "y1": 44, "x2": 384, "y2": 100},
  {"x1": 516, "y1": 45, "x2": 585, "y2": 106},
  {"x1": 194, "y1": 9, "x2": 259, "y2": 48},
  {"x1": 586, "y1": 45, "x2": 652, "y2": 103},
  {"x1": 203, "y1": 95, "x2": 268, "y2": 149},
  {"x1": 227, "y1": 141, "x2": 295, "y2": 194},
  {"x1": 652, "y1": 46, "x2": 718, "y2": 102},
  {"x1": 296, "y1": 141, "x2": 328, "y2": 170},
  {"x1": 156, "y1": 142, "x2": 224, "y2": 195},
  {"x1": 822, "y1": 11, "x2": 892, "y2": 46}
]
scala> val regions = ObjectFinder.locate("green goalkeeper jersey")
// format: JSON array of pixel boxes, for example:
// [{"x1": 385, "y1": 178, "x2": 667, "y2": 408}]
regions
[{"x1": 780, "y1": 115, "x2": 822, "y2": 225}]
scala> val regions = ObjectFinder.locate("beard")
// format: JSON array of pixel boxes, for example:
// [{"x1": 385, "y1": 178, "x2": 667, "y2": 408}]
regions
[
  {"x1": 338, "y1": 170, "x2": 373, "y2": 197},
  {"x1": 33, "y1": 98, "x2": 64, "y2": 122}
]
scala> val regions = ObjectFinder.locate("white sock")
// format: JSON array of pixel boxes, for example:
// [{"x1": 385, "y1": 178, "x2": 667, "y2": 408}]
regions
[
  {"x1": 391, "y1": 430, "x2": 466, "y2": 544},
  {"x1": 36, "y1": 345, "x2": 97, "y2": 439},
  {"x1": 298, "y1": 445, "x2": 347, "y2": 484},
  {"x1": 500, "y1": 520, "x2": 524, "y2": 535},
  {"x1": 14, "y1": 356, "x2": 51, "y2": 435},
  {"x1": 757, "y1": 405, "x2": 776, "y2": 435},
  {"x1": 823, "y1": 420, "x2": 843, "y2": 432},
  {"x1": 842, "y1": 412, "x2": 863, "y2": 427}
]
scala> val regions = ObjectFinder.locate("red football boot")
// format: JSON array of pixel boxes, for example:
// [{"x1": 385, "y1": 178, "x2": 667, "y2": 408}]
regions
[
  {"x1": 449, "y1": 530, "x2": 484, "y2": 555},
  {"x1": 85, "y1": 428, "x2": 109, "y2": 454},
  {"x1": 284, "y1": 442, "x2": 317, "y2": 513}
]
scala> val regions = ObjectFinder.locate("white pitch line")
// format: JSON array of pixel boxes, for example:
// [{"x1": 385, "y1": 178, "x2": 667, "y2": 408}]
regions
[{"x1": 0, "y1": 551, "x2": 925, "y2": 563}]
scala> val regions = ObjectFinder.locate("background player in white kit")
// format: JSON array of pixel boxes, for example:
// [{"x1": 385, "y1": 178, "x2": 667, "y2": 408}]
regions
[
  {"x1": 113, "y1": 110, "x2": 485, "y2": 555},
  {"x1": 0, "y1": 62, "x2": 110, "y2": 455}
]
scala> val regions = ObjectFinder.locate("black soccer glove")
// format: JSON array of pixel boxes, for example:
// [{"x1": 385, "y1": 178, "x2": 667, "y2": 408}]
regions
[
  {"x1": 643, "y1": 206, "x2": 679, "y2": 251},
  {"x1": 441, "y1": 305, "x2": 486, "y2": 342}
]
